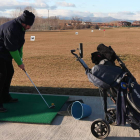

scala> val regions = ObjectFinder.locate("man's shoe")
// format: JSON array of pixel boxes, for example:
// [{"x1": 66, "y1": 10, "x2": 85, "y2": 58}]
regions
[
  {"x1": 0, "y1": 107, "x2": 7, "y2": 113},
  {"x1": 4, "y1": 98, "x2": 18, "y2": 103}
]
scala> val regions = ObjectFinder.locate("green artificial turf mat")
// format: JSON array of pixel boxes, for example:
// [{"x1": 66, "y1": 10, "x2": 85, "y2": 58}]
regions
[{"x1": 0, "y1": 93, "x2": 69, "y2": 124}]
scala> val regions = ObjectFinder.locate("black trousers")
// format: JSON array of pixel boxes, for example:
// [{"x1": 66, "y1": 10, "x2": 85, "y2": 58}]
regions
[{"x1": 0, "y1": 58, "x2": 14, "y2": 104}]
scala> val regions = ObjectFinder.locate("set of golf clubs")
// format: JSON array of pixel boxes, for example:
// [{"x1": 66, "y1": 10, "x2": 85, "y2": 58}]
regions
[{"x1": 23, "y1": 69, "x2": 55, "y2": 109}]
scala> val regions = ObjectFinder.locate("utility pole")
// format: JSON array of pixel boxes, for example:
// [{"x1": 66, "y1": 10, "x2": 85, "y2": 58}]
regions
[{"x1": 48, "y1": 10, "x2": 49, "y2": 25}]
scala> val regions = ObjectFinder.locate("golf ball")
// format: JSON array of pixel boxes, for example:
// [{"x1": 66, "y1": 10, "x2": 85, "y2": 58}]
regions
[{"x1": 51, "y1": 103, "x2": 55, "y2": 106}]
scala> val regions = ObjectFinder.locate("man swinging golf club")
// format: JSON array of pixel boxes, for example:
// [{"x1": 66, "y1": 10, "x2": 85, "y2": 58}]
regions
[{"x1": 0, "y1": 10, "x2": 35, "y2": 112}]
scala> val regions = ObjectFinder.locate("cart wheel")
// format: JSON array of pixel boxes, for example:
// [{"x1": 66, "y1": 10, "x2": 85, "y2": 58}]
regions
[
  {"x1": 105, "y1": 108, "x2": 117, "y2": 126},
  {"x1": 91, "y1": 119, "x2": 110, "y2": 139}
]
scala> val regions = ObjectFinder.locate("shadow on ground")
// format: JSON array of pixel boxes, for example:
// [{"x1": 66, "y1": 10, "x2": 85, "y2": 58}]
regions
[
  {"x1": 10, "y1": 86, "x2": 100, "y2": 96},
  {"x1": 107, "y1": 137, "x2": 139, "y2": 140}
]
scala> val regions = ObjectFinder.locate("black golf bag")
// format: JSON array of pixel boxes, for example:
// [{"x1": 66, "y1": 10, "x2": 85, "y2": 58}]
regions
[{"x1": 71, "y1": 43, "x2": 140, "y2": 139}]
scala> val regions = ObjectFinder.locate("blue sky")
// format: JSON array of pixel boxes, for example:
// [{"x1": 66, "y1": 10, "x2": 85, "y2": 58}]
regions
[{"x1": 1, "y1": 0, "x2": 140, "y2": 20}]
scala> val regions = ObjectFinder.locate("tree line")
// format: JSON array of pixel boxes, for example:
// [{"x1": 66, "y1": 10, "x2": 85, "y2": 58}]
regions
[{"x1": 0, "y1": 7, "x2": 98, "y2": 31}]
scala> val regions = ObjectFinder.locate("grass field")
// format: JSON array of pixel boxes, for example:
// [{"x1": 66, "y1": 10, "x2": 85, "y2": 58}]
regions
[{"x1": 10, "y1": 28, "x2": 140, "y2": 96}]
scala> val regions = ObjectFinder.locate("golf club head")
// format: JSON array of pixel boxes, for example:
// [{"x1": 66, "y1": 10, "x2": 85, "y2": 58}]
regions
[{"x1": 49, "y1": 105, "x2": 55, "y2": 109}]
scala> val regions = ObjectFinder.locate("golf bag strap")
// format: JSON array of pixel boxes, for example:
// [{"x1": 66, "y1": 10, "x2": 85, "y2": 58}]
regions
[
  {"x1": 103, "y1": 89, "x2": 107, "y2": 113},
  {"x1": 116, "y1": 85, "x2": 127, "y2": 125},
  {"x1": 99, "y1": 88, "x2": 107, "y2": 113}
]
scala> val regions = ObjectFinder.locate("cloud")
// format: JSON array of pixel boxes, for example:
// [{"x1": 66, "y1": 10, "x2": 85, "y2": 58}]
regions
[
  {"x1": 94, "y1": 13, "x2": 109, "y2": 17},
  {"x1": 0, "y1": 1, "x2": 140, "y2": 21},
  {"x1": 0, "y1": 0, "x2": 58, "y2": 17},
  {"x1": 36, "y1": 9, "x2": 93, "y2": 18},
  {"x1": 57, "y1": 2, "x2": 76, "y2": 7},
  {"x1": 0, "y1": 0, "x2": 56, "y2": 11},
  {"x1": 93, "y1": 11, "x2": 140, "y2": 20},
  {"x1": 108, "y1": 11, "x2": 137, "y2": 20},
  {"x1": 108, "y1": 11, "x2": 135, "y2": 17}
]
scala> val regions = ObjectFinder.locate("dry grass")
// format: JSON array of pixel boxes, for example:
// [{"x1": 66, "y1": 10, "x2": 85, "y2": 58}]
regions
[{"x1": 10, "y1": 28, "x2": 140, "y2": 95}]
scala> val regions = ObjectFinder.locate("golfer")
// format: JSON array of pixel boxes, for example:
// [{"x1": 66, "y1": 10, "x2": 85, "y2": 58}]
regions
[{"x1": 0, "y1": 10, "x2": 35, "y2": 112}]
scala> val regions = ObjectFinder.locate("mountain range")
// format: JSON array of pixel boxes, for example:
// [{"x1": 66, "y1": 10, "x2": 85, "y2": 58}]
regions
[{"x1": 59, "y1": 16, "x2": 135, "y2": 23}]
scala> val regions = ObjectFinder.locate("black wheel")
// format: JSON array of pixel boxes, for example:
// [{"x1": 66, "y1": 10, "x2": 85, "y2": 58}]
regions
[
  {"x1": 105, "y1": 108, "x2": 117, "y2": 126},
  {"x1": 91, "y1": 119, "x2": 110, "y2": 139}
]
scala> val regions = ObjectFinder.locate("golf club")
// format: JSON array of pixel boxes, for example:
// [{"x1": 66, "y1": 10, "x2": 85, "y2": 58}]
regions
[{"x1": 23, "y1": 69, "x2": 55, "y2": 109}]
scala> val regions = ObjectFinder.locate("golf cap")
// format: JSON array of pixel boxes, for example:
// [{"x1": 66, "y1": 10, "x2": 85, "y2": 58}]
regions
[{"x1": 18, "y1": 10, "x2": 35, "y2": 26}]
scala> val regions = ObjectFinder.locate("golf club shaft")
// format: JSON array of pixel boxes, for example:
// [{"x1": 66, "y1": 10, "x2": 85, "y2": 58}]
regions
[{"x1": 23, "y1": 70, "x2": 50, "y2": 108}]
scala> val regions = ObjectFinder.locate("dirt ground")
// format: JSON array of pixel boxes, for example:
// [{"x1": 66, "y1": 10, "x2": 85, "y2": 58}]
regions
[{"x1": 10, "y1": 28, "x2": 140, "y2": 95}]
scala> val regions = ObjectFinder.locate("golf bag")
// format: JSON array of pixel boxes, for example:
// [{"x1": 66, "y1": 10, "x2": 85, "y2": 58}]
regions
[
  {"x1": 88, "y1": 44, "x2": 140, "y2": 132},
  {"x1": 71, "y1": 43, "x2": 140, "y2": 139}
]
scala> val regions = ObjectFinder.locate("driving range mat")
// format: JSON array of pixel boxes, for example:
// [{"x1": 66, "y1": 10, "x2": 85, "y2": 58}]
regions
[{"x1": 0, "y1": 93, "x2": 69, "y2": 124}]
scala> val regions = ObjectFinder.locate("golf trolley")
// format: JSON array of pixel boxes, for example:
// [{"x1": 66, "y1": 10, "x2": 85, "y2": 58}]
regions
[{"x1": 71, "y1": 43, "x2": 140, "y2": 139}]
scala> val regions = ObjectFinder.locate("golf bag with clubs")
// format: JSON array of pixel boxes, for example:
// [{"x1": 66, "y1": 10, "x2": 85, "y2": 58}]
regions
[{"x1": 71, "y1": 43, "x2": 140, "y2": 139}]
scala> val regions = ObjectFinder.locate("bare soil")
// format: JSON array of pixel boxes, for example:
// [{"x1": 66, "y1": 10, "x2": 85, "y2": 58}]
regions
[{"x1": 10, "y1": 28, "x2": 140, "y2": 95}]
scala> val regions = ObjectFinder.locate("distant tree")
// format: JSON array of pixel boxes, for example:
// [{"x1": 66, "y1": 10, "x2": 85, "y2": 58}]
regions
[
  {"x1": 71, "y1": 17, "x2": 82, "y2": 29},
  {"x1": 0, "y1": 17, "x2": 11, "y2": 26},
  {"x1": 72, "y1": 17, "x2": 82, "y2": 22},
  {"x1": 94, "y1": 24, "x2": 99, "y2": 29},
  {"x1": 10, "y1": 7, "x2": 23, "y2": 18},
  {"x1": 48, "y1": 16, "x2": 59, "y2": 30},
  {"x1": 126, "y1": 22, "x2": 131, "y2": 26}
]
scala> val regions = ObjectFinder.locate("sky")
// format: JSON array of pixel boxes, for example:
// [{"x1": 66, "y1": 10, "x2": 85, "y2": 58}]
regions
[{"x1": 1, "y1": 0, "x2": 140, "y2": 20}]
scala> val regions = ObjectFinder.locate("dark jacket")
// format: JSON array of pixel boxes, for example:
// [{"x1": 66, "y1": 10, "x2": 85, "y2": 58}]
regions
[{"x1": 0, "y1": 19, "x2": 25, "y2": 61}]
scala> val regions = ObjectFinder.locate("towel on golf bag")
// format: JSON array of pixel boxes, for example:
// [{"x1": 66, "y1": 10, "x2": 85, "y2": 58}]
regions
[{"x1": 116, "y1": 85, "x2": 127, "y2": 125}]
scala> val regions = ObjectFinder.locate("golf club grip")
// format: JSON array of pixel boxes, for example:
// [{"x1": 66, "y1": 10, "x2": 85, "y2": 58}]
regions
[
  {"x1": 24, "y1": 70, "x2": 50, "y2": 108},
  {"x1": 79, "y1": 43, "x2": 83, "y2": 58}
]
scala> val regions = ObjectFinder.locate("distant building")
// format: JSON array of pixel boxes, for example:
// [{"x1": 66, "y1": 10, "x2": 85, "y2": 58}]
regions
[
  {"x1": 81, "y1": 21, "x2": 92, "y2": 25},
  {"x1": 58, "y1": 20, "x2": 136, "y2": 30},
  {"x1": 70, "y1": 20, "x2": 82, "y2": 25},
  {"x1": 117, "y1": 21, "x2": 131, "y2": 27},
  {"x1": 132, "y1": 21, "x2": 140, "y2": 27},
  {"x1": 66, "y1": 23, "x2": 72, "y2": 26}
]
